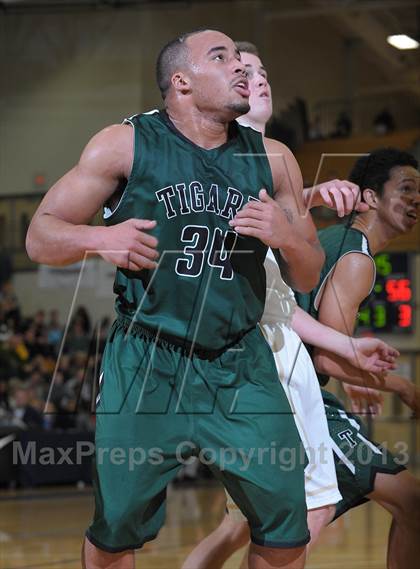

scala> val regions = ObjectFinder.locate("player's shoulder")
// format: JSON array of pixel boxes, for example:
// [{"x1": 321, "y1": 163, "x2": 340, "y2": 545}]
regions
[
  {"x1": 335, "y1": 251, "x2": 374, "y2": 273},
  {"x1": 84, "y1": 123, "x2": 133, "y2": 157},
  {"x1": 79, "y1": 123, "x2": 134, "y2": 176},
  {"x1": 263, "y1": 136, "x2": 293, "y2": 157},
  {"x1": 88, "y1": 123, "x2": 133, "y2": 150},
  {"x1": 262, "y1": 137, "x2": 301, "y2": 187},
  {"x1": 331, "y1": 252, "x2": 375, "y2": 301}
]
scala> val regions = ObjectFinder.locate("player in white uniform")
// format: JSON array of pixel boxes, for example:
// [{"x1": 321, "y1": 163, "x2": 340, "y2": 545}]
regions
[{"x1": 182, "y1": 41, "x2": 398, "y2": 569}]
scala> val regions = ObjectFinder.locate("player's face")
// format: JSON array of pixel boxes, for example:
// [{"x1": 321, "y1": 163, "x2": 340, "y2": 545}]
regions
[
  {"x1": 240, "y1": 52, "x2": 272, "y2": 125},
  {"x1": 185, "y1": 31, "x2": 250, "y2": 118},
  {"x1": 376, "y1": 165, "x2": 419, "y2": 234}
]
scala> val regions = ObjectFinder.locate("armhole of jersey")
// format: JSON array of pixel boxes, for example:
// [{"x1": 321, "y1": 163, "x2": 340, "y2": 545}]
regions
[
  {"x1": 313, "y1": 250, "x2": 376, "y2": 311},
  {"x1": 103, "y1": 110, "x2": 158, "y2": 221}
]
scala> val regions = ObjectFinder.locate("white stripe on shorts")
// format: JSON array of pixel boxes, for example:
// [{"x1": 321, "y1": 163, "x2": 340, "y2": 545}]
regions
[{"x1": 330, "y1": 438, "x2": 356, "y2": 475}]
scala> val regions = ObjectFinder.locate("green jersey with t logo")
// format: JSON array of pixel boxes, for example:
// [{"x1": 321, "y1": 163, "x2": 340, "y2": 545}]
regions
[
  {"x1": 103, "y1": 110, "x2": 274, "y2": 351},
  {"x1": 295, "y1": 224, "x2": 376, "y2": 385}
]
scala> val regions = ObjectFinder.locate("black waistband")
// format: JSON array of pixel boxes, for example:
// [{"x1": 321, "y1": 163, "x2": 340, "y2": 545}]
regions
[{"x1": 116, "y1": 316, "x2": 254, "y2": 361}]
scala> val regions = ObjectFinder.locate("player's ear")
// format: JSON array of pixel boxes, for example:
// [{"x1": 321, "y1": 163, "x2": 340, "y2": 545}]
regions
[
  {"x1": 171, "y1": 72, "x2": 191, "y2": 95},
  {"x1": 361, "y1": 187, "x2": 378, "y2": 209}
]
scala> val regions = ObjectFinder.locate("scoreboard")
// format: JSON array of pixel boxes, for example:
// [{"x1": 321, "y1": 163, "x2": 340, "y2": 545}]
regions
[{"x1": 357, "y1": 252, "x2": 414, "y2": 334}]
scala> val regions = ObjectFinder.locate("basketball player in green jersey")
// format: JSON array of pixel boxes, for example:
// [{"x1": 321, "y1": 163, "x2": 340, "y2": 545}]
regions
[
  {"x1": 293, "y1": 148, "x2": 420, "y2": 568},
  {"x1": 181, "y1": 42, "x2": 401, "y2": 569},
  {"x1": 26, "y1": 29, "x2": 330, "y2": 569}
]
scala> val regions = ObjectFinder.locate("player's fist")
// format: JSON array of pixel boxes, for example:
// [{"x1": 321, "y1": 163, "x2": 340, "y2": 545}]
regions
[
  {"x1": 96, "y1": 218, "x2": 159, "y2": 270},
  {"x1": 229, "y1": 189, "x2": 292, "y2": 248}
]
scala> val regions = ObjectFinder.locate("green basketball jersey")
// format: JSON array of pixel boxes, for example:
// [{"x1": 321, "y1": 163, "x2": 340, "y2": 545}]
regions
[
  {"x1": 295, "y1": 224, "x2": 376, "y2": 385},
  {"x1": 103, "y1": 110, "x2": 274, "y2": 351}
]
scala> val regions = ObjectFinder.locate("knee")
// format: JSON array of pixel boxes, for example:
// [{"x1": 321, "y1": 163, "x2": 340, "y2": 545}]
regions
[
  {"x1": 391, "y1": 478, "x2": 420, "y2": 526},
  {"x1": 83, "y1": 536, "x2": 134, "y2": 569},
  {"x1": 249, "y1": 542, "x2": 306, "y2": 567}
]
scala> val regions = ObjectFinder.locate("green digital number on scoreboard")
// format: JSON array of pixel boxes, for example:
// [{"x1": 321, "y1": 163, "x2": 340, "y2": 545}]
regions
[{"x1": 357, "y1": 252, "x2": 414, "y2": 334}]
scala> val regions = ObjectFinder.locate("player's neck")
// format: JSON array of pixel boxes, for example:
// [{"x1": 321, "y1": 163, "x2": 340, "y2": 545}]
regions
[
  {"x1": 351, "y1": 213, "x2": 398, "y2": 255},
  {"x1": 237, "y1": 116, "x2": 266, "y2": 134},
  {"x1": 165, "y1": 106, "x2": 231, "y2": 150}
]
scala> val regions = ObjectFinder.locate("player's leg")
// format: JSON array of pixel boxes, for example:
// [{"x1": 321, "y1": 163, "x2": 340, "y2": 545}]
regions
[
  {"x1": 195, "y1": 327, "x2": 309, "y2": 569},
  {"x1": 82, "y1": 536, "x2": 134, "y2": 569},
  {"x1": 305, "y1": 505, "x2": 335, "y2": 551},
  {"x1": 248, "y1": 542, "x2": 306, "y2": 568},
  {"x1": 368, "y1": 469, "x2": 420, "y2": 569},
  {"x1": 182, "y1": 512, "x2": 249, "y2": 569},
  {"x1": 83, "y1": 321, "x2": 192, "y2": 568},
  {"x1": 322, "y1": 389, "x2": 418, "y2": 568},
  {"x1": 182, "y1": 325, "x2": 340, "y2": 569},
  {"x1": 226, "y1": 503, "x2": 336, "y2": 569},
  {"x1": 270, "y1": 329, "x2": 339, "y2": 555}
]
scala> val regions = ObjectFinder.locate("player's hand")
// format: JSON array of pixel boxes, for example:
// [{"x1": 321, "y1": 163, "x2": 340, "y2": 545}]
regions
[
  {"x1": 309, "y1": 180, "x2": 369, "y2": 217},
  {"x1": 347, "y1": 337, "x2": 399, "y2": 373},
  {"x1": 229, "y1": 189, "x2": 292, "y2": 248},
  {"x1": 343, "y1": 383, "x2": 384, "y2": 416},
  {"x1": 97, "y1": 218, "x2": 159, "y2": 270}
]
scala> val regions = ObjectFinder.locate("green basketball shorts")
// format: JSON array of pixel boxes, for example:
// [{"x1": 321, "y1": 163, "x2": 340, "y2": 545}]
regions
[
  {"x1": 85, "y1": 317, "x2": 309, "y2": 552},
  {"x1": 321, "y1": 389, "x2": 406, "y2": 519}
]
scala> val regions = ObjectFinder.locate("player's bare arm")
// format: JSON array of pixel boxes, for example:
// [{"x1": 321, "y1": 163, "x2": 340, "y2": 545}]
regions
[
  {"x1": 230, "y1": 138, "x2": 324, "y2": 292},
  {"x1": 291, "y1": 305, "x2": 398, "y2": 374},
  {"x1": 26, "y1": 124, "x2": 159, "y2": 271},
  {"x1": 313, "y1": 253, "x2": 419, "y2": 415}
]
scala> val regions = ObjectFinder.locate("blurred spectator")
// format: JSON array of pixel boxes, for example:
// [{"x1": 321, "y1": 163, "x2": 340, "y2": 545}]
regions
[
  {"x1": 0, "y1": 282, "x2": 104, "y2": 432},
  {"x1": 28, "y1": 369, "x2": 48, "y2": 402},
  {"x1": 72, "y1": 306, "x2": 91, "y2": 335},
  {"x1": 0, "y1": 252, "x2": 13, "y2": 287},
  {"x1": 373, "y1": 108, "x2": 396, "y2": 135},
  {"x1": 66, "y1": 321, "x2": 90, "y2": 354},
  {"x1": 24, "y1": 325, "x2": 50, "y2": 358},
  {"x1": 47, "y1": 309, "x2": 63, "y2": 351},
  {"x1": 0, "y1": 379, "x2": 10, "y2": 413},
  {"x1": 0, "y1": 281, "x2": 21, "y2": 330},
  {"x1": 295, "y1": 97, "x2": 309, "y2": 141},
  {"x1": 308, "y1": 115, "x2": 323, "y2": 140},
  {"x1": 332, "y1": 111, "x2": 352, "y2": 138},
  {"x1": 0, "y1": 334, "x2": 27, "y2": 379},
  {"x1": 33, "y1": 309, "x2": 47, "y2": 337},
  {"x1": 11, "y1": 384, "x2": 43, "y2": 429}
]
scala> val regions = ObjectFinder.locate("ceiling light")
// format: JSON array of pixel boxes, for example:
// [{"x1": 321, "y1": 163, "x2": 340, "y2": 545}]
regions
[{"x1": 387, "y1": 34, "x2": 419, "y2": 50}]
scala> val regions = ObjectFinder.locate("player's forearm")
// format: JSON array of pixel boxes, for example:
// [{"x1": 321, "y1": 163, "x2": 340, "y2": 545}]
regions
[
  {"x1": 278, "y1": 236, "x2": 324, "y2": 293},
  {"x1": 26, "y1": 213, "x2": 104, "y2": 266},
  {"x1": 302, "y1": 186, "x2": 322, "y2": 209},
  {"x1": 314, "y1": 349, "x2": 410, "y2": 395},
  {"x1": 291, "y1": 306, "x2": 356, "y2": 358}
]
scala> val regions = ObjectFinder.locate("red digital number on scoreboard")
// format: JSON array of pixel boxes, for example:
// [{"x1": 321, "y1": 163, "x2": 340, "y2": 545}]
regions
[
  {"x1": 385, "y1": 279, "x2": 412, "y2": 302},
  {"x1": 398, "y1": 304, "x2": 412, "y2": 328}
]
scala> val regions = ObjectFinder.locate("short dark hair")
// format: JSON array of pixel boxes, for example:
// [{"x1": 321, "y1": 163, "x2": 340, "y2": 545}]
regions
[
  {"x1": 235, "y1": 41, "x2": 259, "y2": 56},
  {"x1": 349, "y1": 147, "x2": 418, "y2": 199},
  {"x1": 156, "y1": 28, "x2": 215, "y2": 100}
]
